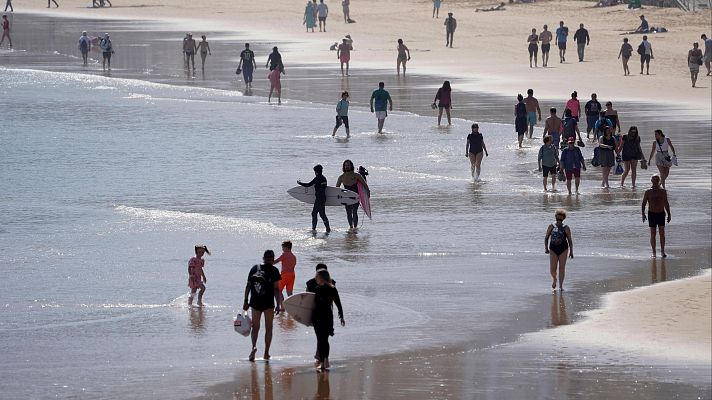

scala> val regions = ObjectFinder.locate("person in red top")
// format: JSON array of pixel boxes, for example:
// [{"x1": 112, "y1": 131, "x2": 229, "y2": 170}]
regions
[
  {"x1": 275, "y1": 241, "x2": 297, "y2": 297},
  {"x1": 1, "y1": 15, "x2": 11, "y2": 49}
]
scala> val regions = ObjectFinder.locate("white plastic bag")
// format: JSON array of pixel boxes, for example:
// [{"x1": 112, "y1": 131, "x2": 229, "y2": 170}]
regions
[{"x1": 233, "y1": 312, "x2": 252, "y2": 337}]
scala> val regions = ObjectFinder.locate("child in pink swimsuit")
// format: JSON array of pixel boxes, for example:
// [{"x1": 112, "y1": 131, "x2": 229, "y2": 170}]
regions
[
  {"x1": 188, "y1": 245, "x2": 210, "y2": 306},
  {"x1": 268, "y1": 68, "x2": 282, "y2": 104}
]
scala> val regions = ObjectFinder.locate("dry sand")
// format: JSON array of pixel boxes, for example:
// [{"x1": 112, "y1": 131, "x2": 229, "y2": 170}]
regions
[{"x1": 18, "y1": 0, "x2": 712, "y2": 115}]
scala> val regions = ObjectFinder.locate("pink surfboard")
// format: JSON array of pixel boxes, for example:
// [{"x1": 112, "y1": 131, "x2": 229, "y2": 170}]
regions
[{"x1": 357, "y1": 181, "x2": 372, "y2": 220}]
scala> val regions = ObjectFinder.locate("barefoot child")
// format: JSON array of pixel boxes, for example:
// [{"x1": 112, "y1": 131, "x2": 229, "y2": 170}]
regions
[
  {"x1": 188, "y1": 245, "x2": 210, "y2": 306},
  {"x1": 332, "y1": 91, "x2": 350, "y2": 138},
  {"x1": 268, "y1": 68, "x2": 282, "y2": 105},
  {"x1": 274, "y1": 241, "x2": 297, "y2": 297}
]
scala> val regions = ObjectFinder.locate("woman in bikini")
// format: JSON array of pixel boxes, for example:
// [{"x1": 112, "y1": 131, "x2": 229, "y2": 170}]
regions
[
  {"x1": 545, "y1": 209, "x2": 573, "y2": 291},
  {"x1": 197, "y1": 35, "x2": 211, "y2": 72},
  {"x1": 396, "y1": 38, "x2": 411, "y2": 76}
]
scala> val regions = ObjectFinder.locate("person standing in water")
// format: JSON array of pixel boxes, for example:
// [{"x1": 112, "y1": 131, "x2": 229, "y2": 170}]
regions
[
  {"x1": 311, "y1": 269, "x2": 344, "y2": 371},
  {"x1": 370, "y1": 82, "x2": 393, "y2": 134},
  {"x1": 539, "y1": 24, "x2": 553, "y2": 67},
  {"x1": 396, "y1": 39, "x2": 411, "y2": 76},
  {"x1": 336, "y1": 38, "x2": 352, "y2": 76},
  {"x1": 196, "y1": 35, "x2": 211, "y2": 72},
  {"x1": 648, "y1": 129, "x2": 676, "y2": 188},
  {"x1": 444, "y1": 12, "x2": 456, "y2": 48},
  {"x1": 275, "y1": 241, "x2": 297, "y2": 298},
  {"x1": 545, "y1": 209, "x2": 574, "y2": 290},
  {"x1": 100, "y1": 33, "x2": 114, "y2": 71},
  {"x1": 603, "y1": 101, "x2": 621, "y2": 134},
  {"x1": 433, "y1": 81, "x2": 452, "y2": 126},
  {"x1": 584, "y1": 93, "x2": 601, "y2": 139},
  {"x1": 188, "y1": 245, "x2": 210, "y2": 306},
  {"x1": 298, "y1": 164, "x2": 331, "y2": 233},
  {"x1": 237, "y1": 43, "x2": 257, "y2": 87},
  {"x1": 564, "y1": 91, "x2": 580, "y2": 121},
  {"x1": 466, "y1": 123, "x2": 488, "y2": 181},
  {"x1": 266, "y1": 46, "x2": 283, "y2": 71},
  {"x1": 543, "y1": 107, "x2": 563, "y2": 148},
  {"x1": 183, "y1": 33, "x2": 197, "y2": 71},
  {"x1": 243, "y1": 250, "x2": 283, "y2": 362},
  {"x1": 538, "y1": 135, "x2": 560, "y2": 192},
  {"x1": 336, "y1": 159, "x2": 369, "y2": 230},
  {"x1": 78, "y1": 31, "x2": 91, "y2": 66},
  {"x1": 618, "y1": 37, "x2": 633, "y2": 76},
  {"x1": 0, "y1": 15, "x2": 10, "y2": 48},
  {"x1": 432, "y1": 0, "x2": 441, "y2": 18},
  {"x1": 523, "y1": 89, "x2": 541, "y2": 138},
  {"x1": 527, "y1": 28, "x2": 539, "y2": 68},
  {"x1": 332, "y1": 91, "x2": 350, "y2": 138},
  {"x1": 268, "y1": 67, "x2": 282, "y2": 104},
  {"x1": 642, "y1": 175, "x2": 671, "y2": 258},
  {"x1": 620, "y1": 126, "x2": 644, "y2": 187},
  {"x1": 560, "y1": 137, "x2": 586, "y2": 195},
  {"x1": 598, "y1": 127, "x2": 617, "y2": 189},
  {"x1": 514, "y1": 94, "x2": 527, "y2": 148}
]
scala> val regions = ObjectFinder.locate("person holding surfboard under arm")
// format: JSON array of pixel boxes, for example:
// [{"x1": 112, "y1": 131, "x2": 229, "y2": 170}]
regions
[
  {"x1": 298, "y1": 165, "x2": 331, "y2": 233},
  {"x1": 243, "y1": 250, "x2": 283, "y2": 362},
  {"x1": 335, "y1": 160, "x2": 369, "y2": 231},
  {"x1": 312, "y1": 269, "x2": 344, "y2": 371}
]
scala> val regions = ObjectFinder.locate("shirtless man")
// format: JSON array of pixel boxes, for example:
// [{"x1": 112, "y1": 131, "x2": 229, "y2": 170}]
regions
[
  {"x1": 0, "y1": 14, "x2": 10, "y2": 48},
  {"x1": 523, "y1": 89, "x2": 541, "y2": 139},
  {"x1": 543, "y1": 107, "x2": 563, "y2": 148},
  {"x1": 641, "y1": 175, "x2": 671, "y2": 258},
  {"x1": 539, "y1": 25, "x2": 553, "y2": 67},
  {"x1": 183, "y1": 33, "x2": 197, "y2": 71}
]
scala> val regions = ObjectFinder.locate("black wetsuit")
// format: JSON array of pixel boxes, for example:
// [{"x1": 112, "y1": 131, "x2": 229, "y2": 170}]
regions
[
  {"x1": 299, "y1": 174, "x2": 330, "y2": 231},
  {"x1": 312, "y1": 284, "x2": 344, "y2": 364}
]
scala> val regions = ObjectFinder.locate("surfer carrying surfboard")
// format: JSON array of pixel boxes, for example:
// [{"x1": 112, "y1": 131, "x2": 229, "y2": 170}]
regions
[
  {"x1": 311, "y1": 269, "x2": 344, "y2": 371},
  {"x1": 242, "y1": 250, "x2": 283, "y2": 362},
  {"x1": 298, "y1": 165, "x2": 331, "y2": 233},
  {"x1": 335, "y1": 160, "x2": 369, "y2": 230}
]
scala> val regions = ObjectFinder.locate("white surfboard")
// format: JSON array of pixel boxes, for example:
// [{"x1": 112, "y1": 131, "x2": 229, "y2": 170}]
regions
[
  {"x1": 287, "y1": 186, "x2": 359, "y2": 206},
  {"x1": 283, "y1": 292, "x2": 315, "y2": 326}
]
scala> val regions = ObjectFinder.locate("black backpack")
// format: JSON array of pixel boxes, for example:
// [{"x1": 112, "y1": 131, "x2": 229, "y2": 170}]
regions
[
  {"x1": 637, "y1": 43, "x2": 645, "y2": 55},
  {"x1": 249, "y1": 265, "x2": 271, "y2": 298}
]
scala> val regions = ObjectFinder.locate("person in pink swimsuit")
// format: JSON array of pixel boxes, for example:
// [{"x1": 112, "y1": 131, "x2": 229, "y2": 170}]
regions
[
  {"x1": 268, "y1": 68, "x2": 282, "y2": 104},
  {"x1": 564, "y1": 91, "x2": 581, "y2": 122},
  {"x1": 188, "y1": 245, "x2": 210, "y2": 306}
]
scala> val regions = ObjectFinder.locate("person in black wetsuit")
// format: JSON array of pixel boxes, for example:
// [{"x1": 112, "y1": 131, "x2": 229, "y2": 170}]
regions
[
  {"x1": 298, "y1": 164, "x2": 331, "y2": 232},
  {"x1": 306, "y1": 263, "x2": 336, "y2": 361},
  {"x1": 544, "y1": 209, "x2": 574, "y2": 291},
  {"x1": 515, "y1": 94, "x2": 527, "y2": 148},
  {"x1": 335, "y1": 160, "x2": 369, "y2": 230},
  {"x1": 311, "y1": 269, "x2": 344, "y2": 371}
]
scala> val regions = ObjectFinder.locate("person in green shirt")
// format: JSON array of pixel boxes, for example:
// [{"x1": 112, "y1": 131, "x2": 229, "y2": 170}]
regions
[{"x1": 369, "y1": 82, "x2": 393, "y2": 134}]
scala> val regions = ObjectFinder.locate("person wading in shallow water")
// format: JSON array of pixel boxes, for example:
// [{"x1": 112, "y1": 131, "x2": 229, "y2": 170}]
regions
[
  {"x1": 641, "y1": 175, "x2": 671, "y2": 258},
  {"x1": 544, "y1": 209, "x2": 574, "y2": 291},
  {"x1": 298, "y1": 164, "x2": 331, "y2": 233},
  {"x1": 243, "y1": 250, "x2": 283, "y2": 362}
]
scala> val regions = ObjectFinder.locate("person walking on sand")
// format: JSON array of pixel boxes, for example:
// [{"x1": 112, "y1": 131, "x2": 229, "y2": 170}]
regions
[
  {"x1": 527, "y1": 28, "x2": 539, "y2": 68},
  {"x1": 538, "y1": 135, "x2": 560, "y2": 192},
  {"x1": 555, "y1": 21, "x2": 569, "y2": 63},
  {"x1": 539, "y1": 24, "x2": 553, "y2": 67},
  {"x1": 523, "y1": 88, "x2": 541, "y2": 138},
  {"x1": 688, "y1": 42, "x2": 704, "y2": 88},
  {"x1": 275, "y1": 241, "x2": 297, "y2": 298},
  {"x1": 514, "y1": 94, "x2": 527, "y2": 148},
  {"x1": 396, "y1": 38, "x2": 411, "y2": 76},
  {"x1": 620, "y1": 126, "x2": 644, "y2": 187},
  {"x1": 78, "y1": 31, "x2": 91, "y2": 66},
  {"x1": 444, "y1": 12, "x2": 456, "y2": 48},
  {"x1": 304, "y1": 1, "x2": 317, "y2": 32},
  {"x1": 466, "y1": 123, "x2": 488, "y2": 181},
  {"x1": 648, "y1": 129, "x2": 676, "y2": 189},
  {"x1": 432, "y1": 0, "x2": 441, "y2": 18},
  {"x1": 342, "y1": 0, "x2": 350, "y2": 23},
  {"x1": 183, "y1": 33, "x2": 197, "y2": 71},
  {"x1": 197, "y1": 35, "x2": 211, "y2": 72},
  {"x1": 47, "y1": 0, "x2": 58, "y2": 7},
  {"x1": 560, "y1": 137, "x2": 586, "y2": 195},
  {"x1": 243, "y1": 250, "x2": 283, "y2": 362},
  {"x1": 0, "y1": 15, "x2": 11, "y2": 48},
  {"x1": 642, "y1": 175, "x2": 671, "y2": 258},
  {"x1": 100, "y1": 33, "x2": 114, "y2": 71},
  {"x1": 370, "y1": 81, "x2": 392, "y2": 134},
  {"x1": 332, "y1": 91, "x2": 350, "y2": 137},
  {"x1": 268, "y1": 67, "x2": 283, "y2": 104},
  {"x1": 298, "y1": 164, "x2": 331, "y2": 232},
  {"x1": 311, "y1": 269, "x2": 344, "y2": 371},
  {"x1": 4, "y1": 0, "x2": 12, "y2": 12},
  {"x1": 317, "y1": 0, "x2": 329, "y2": 32},
  {"x1": 702, "y1": 34, "x2": 712, "y2": 76},
  {"x1": 266, "y1": 46, "x2": 283, "y2": 71},
  {"x1": 584, "y1": 93, "x2": 601, "y2": 139},
  {"x1": 564, "y1": 91, "x2": 580, "y2": 121},
  {"x1": 433, "y1": 80, "x2": 452, "y2": 126},
  {"x1": 618, "y1": 37, "x2": 633, "y2": 76},
  {"x1": 336, "y1": 38, "x2": 352, "y2": 76},
  {"x1": 573, "y1": 23, "x2": 589, "y2": 62},
  {"x1": 545, "y1": 209, "x2": 574, "y2": 291},
  {"x1": 336, "y1": 159, "x2": 369, "y2": 230},
  {"x1": 598, "y1": 127, "x2": 617, "y2": 189},
  {"x1": 237, "y1": 43, "x2": 256, "y2": 87},
  {"x1": 638, "y1": 35, "x2": 653, "y2": 75},
  {"x1": 187, "y1": 245, "x2": 210, "y2": 306},
  {"x1": 543, "y1": 107, "x2": 563, "y2": 148}
]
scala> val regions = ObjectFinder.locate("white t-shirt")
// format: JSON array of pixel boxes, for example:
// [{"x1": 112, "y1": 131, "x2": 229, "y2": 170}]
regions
[
  {"x1": 642, "y1": 40, "x2": 652, "y2": 55},
  {"x1": 317, "y1": 3, "x2": 328, "y2": 17}
]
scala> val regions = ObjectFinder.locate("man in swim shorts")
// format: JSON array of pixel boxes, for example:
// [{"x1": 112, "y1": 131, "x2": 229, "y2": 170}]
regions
[
  {"x1": 556, "y1": 20, "x2": 568, "y2": 63},
  {"x1": 183, "y1": 33, "x2": 197, "y2": 71},
  {"x1": 317, "y1": 0, "x2": 329, "y2": 32},
  {"x1": 275, "y1": 241, "x2": 297, "y2": 297},
  {"x1": 337, "y1": 38, "x2": 352, "y2": 76},
  {"x1": 523, "y1": 89, "x2": 541, "y2": 139},
  {"x1": 543, "y1": 107, "x2": 563, "y2": 148},
  {"x1": 641, "y1": 175, "x2": 671, "y2": 258},
  {"x1": 370, "y1": 81, "x2": 393, "y2": 134},
  {"x1": 539, "y1": 24, "x2": 553, "y2": 67}
]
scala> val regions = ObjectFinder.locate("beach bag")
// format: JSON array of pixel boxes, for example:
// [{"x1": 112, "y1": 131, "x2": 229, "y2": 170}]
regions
[
  {"x1": 640, "y1": 159, "x2": 648, "y2": 169},
  {"x1": 550, "y1": 225, "x2": 566, "y2": 246},
  {"x1": 233, "y1": 312, "x2": 252, "y2": 337},
  {"x1": 615, "y1": 162, "x2": 624, "y2": 174},
  {"x1": 557, "y1": 168, "x2": 565, "y2": 182},
  {"x1": 637, "y1": 43, "x2": 645, "y2": 55},
  {"x1": 671, "y1": 155, "x2": 678, "y2": 166},
  {"x1": 591, "y1": 147, "x2": 601, "y2": 167},
  {"x1": 235, "y1": 68, "x2": 241, "y2": 74}
]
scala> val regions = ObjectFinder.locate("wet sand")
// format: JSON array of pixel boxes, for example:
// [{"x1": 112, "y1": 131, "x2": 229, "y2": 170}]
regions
[{"x1": 2, "y1": 13, "x2": 711, "y2": 400}]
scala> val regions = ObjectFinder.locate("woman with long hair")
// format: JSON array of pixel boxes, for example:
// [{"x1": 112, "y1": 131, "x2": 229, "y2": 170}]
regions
[
  {"x1": 335, "y1": 160, "x2": 369, "y2": 230},
  {"x1": 620, "y1": 126, "x2": 644, "y2": 187},
  {"x1": 433, "y1": 80, "x2": 452, "y2": 126},
  {"x1": 648, "y1": 129, "x2": 676, "y2": 188},
  {"x1": 311, "y1": 268, "x2": 344, "y2": 371}
]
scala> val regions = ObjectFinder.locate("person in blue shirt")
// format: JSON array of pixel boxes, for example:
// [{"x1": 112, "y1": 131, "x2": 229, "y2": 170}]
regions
[
  {"x1": 555, "y1": 21, "x2": 569, "y2": 63},
  {"x1": 332, "y1": 91, "x2": 350, "y2": 138},
  {"x1": 560, "y1": 137, "x2": 587, "y2": 195},
  {"x1": 594, "y1": 111, "x2": 613, "y2": 141},
  {"x1": 370, "y1": 82, "x2": 393, "y2": 134}
]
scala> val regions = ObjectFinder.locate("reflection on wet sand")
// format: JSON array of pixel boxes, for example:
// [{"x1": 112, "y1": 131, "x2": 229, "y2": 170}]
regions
[
  {"x1": 189, "y1": 307, "x2": 206, "y2": 334},
  {"x1": 549, "y1": 291, "x2": 570, "y2": 327},
  {"x1": 313, "y1": 372, "x2": 330, "y2": 400},
  {"x1": 650, "y1": 258, "x2": 667, "y2": 284}
]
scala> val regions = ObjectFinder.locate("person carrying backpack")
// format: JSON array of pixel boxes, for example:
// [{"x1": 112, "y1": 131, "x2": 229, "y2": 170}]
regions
[
  {"x1": 561, "y1": 108, "x2": 582, "y2": 148},
  {"x1": 544, "y1": 209, "x2": 574, "y2": 290},
  {"x1": 78, "y1": 31, "x2": 91, "y2": 66},
  {"x1": 243, "y1": 250, "x2": 283, "y2": 362}
]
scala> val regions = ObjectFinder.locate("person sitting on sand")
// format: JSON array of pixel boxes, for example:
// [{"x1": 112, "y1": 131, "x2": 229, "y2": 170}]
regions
[
  {"x1": 329, "y1": 42, "x2": 338, "y2": 51},
  {"x1": 634, "y1": 14, "x2": 649, "y2": 33},
  {"x1": 545, "y1": 209, "x2": 574, "y2": 291},
  {"x1": 188, "y1": 245, "x2": 210, "y2": 306},
  {"x1": 243, "y1": 250, "x2": 283, "y2": 362},
  {"x1": 197, "y1": 35, "x2": 211, "y2": 72},
  {"x1": 641, "y1": 175, "x2": 671, "y2": 258}
]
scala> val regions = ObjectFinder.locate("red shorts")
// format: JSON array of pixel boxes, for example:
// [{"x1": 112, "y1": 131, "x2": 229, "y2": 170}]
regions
[
  {"x1": 565, "y1": 168, "x2": 581, "y2": 179},
  {"x1": 279, "y1": 272, "x2": 295, "y2": 293}
]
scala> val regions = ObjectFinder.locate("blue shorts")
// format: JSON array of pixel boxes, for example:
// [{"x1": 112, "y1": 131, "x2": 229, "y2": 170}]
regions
[
  {"x1": 242, "y1": 65, "x2": 254, "y2": 82},
  {"x1": 527, "y1": 111, "x2": 537, "y2": 125}
]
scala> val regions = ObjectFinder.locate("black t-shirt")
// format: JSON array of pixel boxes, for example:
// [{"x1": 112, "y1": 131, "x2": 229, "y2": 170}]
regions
[
  {"x1": 584, "y1": 100, "x2": 601, "y2": 116},
  {"x1": 467, "y1": 132, "x2": 484, "y2": 154},
  {"x1": 267, "y1": 52, "x2": 282, "y2": 70},
  {"x1": 312, "y1": 284, "x2": 344, "y2": 327},
  {"x1": 240, "y1": 49, "x2": 254, "y2": 63},
  {"x1": 247, "y1": 264, "x2": 281, "y2": 311},
  {"x1": 601, "y1": 136, "x2": 616, "y2": 152}
]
